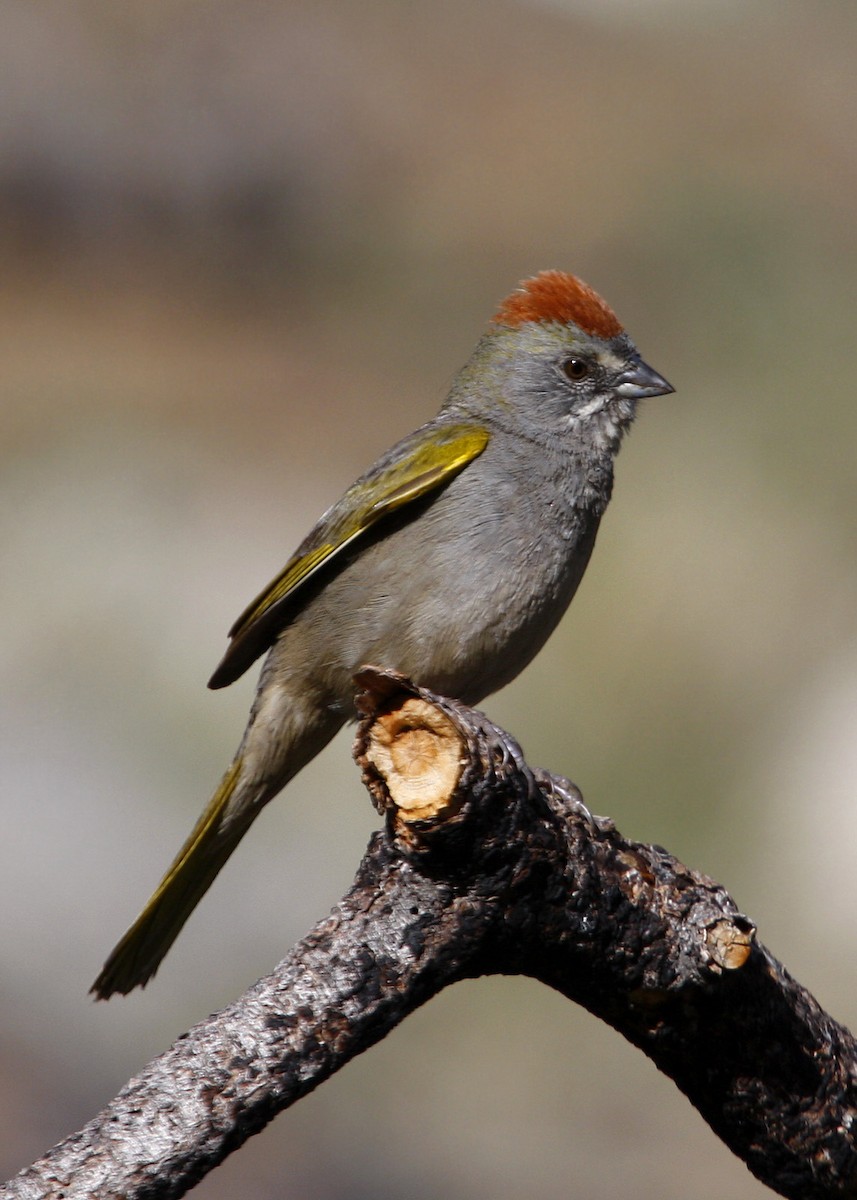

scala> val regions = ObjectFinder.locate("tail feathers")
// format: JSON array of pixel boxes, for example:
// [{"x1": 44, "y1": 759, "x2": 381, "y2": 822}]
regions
[{"x1": 91, "y1": 758, "x2": 255, "y2": 999}]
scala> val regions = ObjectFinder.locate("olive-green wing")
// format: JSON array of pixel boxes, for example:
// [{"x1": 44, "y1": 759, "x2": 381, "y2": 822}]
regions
[{"x1": 207, "y1": 422, "x2": 490, "y2": 689}]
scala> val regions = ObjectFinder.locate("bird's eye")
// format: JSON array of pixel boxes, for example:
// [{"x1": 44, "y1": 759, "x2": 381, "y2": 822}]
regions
[{"x1": 562, "y1": 357, "x2": 590, "y2": 382}]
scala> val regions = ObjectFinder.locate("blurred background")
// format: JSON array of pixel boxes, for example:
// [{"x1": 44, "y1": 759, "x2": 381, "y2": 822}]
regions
[{"x1": 1, "y1": 1, "x2": 855, "y2": 1196}]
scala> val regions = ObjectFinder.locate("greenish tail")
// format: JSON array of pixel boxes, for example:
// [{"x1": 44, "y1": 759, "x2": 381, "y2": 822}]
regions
[{"x1": 91, "y1": 757, "x2": 252, "y2": 999}]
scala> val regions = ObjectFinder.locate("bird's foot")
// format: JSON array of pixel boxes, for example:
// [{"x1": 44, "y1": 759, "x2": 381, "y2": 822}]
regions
[{"x1": 532, "y1": 769, "x2": 609, "y2": 837}]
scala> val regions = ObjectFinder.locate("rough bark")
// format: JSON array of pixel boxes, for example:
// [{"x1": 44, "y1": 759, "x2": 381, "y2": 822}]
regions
[{"x1": 3, "y1": 669, "x2": 855, "y2": 1200}]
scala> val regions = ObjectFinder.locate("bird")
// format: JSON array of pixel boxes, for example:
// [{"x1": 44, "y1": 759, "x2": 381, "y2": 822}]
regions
[{"x1": 91, "y1": 269, "x2": 673, "y2": 998}]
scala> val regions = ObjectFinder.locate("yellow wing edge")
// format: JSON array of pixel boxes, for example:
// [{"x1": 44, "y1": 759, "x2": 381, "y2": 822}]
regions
[
  {"x1": 207, "y1": 422, "x2": 489, "y2": 688},
  {"x1": 230, "y1": 423, "x2": 489, "y2": 640}
]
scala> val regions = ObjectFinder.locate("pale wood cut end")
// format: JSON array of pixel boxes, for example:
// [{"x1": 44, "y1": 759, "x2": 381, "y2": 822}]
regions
[
  {"x1": 363, "y1": 697, "x2": 464, "y2": 822},
  {"x1": 705, "y1": 919, "x2": 754, "y2": 972}
]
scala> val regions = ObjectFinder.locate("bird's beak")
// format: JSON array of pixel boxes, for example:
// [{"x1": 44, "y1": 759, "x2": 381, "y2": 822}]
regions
[{"x1": 616, "y1": 358, "x2": 674, "y2": 400}]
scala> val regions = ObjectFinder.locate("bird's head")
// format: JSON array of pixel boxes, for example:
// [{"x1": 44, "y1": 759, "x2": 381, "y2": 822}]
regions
[{"x1": 454, "y1": 270, "x2": 673, "y2": 455}]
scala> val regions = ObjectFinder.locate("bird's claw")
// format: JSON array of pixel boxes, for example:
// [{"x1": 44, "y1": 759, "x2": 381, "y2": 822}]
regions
[
  {"x1": 469, "y1": 711, "x2": 528, "y2": 776},
  {"x1": 532, "y1": 768, "x2": 605, "y2": 836}
]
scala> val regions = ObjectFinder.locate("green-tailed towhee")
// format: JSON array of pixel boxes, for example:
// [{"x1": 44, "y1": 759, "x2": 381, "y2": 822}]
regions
[{"x1": 92, "y1": 269, "x2": 673, "y2": 998}]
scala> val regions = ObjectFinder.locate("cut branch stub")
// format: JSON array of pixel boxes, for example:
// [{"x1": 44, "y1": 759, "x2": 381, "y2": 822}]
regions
[
  {"x1": 361, "y1": 695, "x2": 464, "y2": 822},
  {"x1": 354, "y1": 667, "x2": 471, "y2": 851},
  {"x1": 353, "y1": 666, "x2": 533, "y2": 863},
  {"x1": 703, "y1": 915, "x2": 755, "y2": 972}
]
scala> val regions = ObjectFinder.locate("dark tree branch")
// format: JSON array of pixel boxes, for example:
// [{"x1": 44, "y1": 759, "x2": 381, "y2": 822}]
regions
[{"x1": 4, "y1": 669, "x2": 856, "y2": 1200}]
